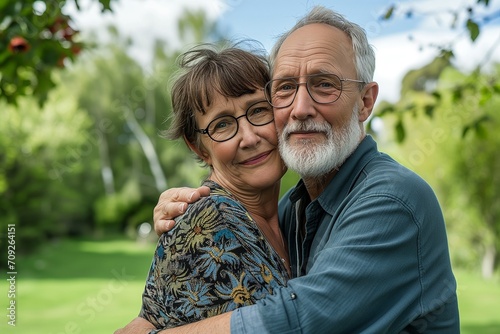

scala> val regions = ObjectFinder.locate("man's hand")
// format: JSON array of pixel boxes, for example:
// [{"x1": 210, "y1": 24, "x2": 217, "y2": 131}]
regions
[
  {"x1": 114, "y1": 317, "x2": 155, "y2": 334},
  {"x1": 153, "y1": 186, "x2": 210, "y2": 235}
]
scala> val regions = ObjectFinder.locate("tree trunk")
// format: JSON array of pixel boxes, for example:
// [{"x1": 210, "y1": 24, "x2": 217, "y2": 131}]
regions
[
  {"x1": 97, "y1": 128, "x2": 115, "y2": 195},
  {"x1": 124, "y1": 108, "x2": 167, "y2": 192},
  {"x1": 481, "y1": 244, "x2": 496, "y2": 279}
]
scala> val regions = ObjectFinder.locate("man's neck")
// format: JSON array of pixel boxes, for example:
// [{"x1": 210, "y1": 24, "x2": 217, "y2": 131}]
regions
[{"x1": 302, "y1": 169, "x2": 338, "y2": 201}]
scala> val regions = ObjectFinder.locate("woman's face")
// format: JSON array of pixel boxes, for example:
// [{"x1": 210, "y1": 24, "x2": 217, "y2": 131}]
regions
[{"x1": 194, "y1": 90, "x2": 285, "y2": 193}]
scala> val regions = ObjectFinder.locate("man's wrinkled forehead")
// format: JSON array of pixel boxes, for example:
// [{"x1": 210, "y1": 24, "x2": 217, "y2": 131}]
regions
[{"x1": 272, "y1": 23, "x2": 355, "y2": 79}]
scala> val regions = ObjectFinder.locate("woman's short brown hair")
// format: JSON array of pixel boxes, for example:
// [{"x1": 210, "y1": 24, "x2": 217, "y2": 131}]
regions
[{"x1": 163, "y1": 42, "x2": 270, "y2": 149}]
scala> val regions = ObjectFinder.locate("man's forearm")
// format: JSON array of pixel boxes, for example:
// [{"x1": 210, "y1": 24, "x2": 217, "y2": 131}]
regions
[
  {"x1": 114, "y1": 316, "x2": 155, "y2": 334},
  {"x1": 158, "y1": 312, "x2": 232, "y2": 334}
]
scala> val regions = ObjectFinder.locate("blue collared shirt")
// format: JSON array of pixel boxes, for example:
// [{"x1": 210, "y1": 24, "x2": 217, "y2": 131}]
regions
[{"x1": 231, "y1": 135, "x2": 459, "y2": 333}]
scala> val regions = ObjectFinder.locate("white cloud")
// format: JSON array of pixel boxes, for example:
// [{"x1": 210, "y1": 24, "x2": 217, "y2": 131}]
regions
[
  {"x1": 65, "y1": 0, "x2": 226, "y2": 66},
  {"x1": 372, "y1": 23, "x2": 500, "y2": 103},
  {"x1": 372, "y1": 32, "x2": 436, "y2": 103}
]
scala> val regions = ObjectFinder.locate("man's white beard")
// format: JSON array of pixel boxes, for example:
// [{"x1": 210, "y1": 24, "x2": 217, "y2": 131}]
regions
[{"x1": 278, "y1": 106, "x2": 362, "y2": 178}]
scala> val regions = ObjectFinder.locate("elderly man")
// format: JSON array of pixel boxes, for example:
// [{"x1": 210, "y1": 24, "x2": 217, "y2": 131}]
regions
[{"x1": 116, "y1": 6, "x2": 459, "y2": 334}]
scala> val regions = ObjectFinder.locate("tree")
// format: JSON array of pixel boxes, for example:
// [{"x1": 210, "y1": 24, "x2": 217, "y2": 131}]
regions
[
  {"x1": 0, "y1": 83, "x2": 100, "y2": 255},
  {"x1": 372, "y1": 2, "x2": 500, "y2": 276},
  {"x1": 64, "y1": 9, "x2": 225, "y2": 232},
  {"x1": 0, "y1": 0, "x2": 115, "y2": 106},
  {"x1": 0, "y1": 6, "x2": 229, "y2": 257},
  {"x1": 375, "y1": 0, "x2": 500, "y2": 140},
  {"x1": 372, "y1": 60, "x2": 500, "y2": 278},
  {"x1": 444, "y1": 67, "x2": 500, "y2": 278}
]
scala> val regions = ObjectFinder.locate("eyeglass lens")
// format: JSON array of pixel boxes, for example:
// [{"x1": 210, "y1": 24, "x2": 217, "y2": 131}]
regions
[
  {"x1": 266, "y1": 74, "x2": 343, "y2": 108},
  {"x1": 207, "y1": 100, "x2": 274, "y2": 142}
]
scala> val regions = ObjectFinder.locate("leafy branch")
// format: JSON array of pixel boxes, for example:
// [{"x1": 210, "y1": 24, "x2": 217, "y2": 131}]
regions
[{"x1": 0, "y1": 0, "x2": 115, "y2": 106}]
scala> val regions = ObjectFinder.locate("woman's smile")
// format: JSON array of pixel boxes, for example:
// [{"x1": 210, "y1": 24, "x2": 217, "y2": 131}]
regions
[{"x1": 238, "y1": 150, "x2": 273, "y2": 166}]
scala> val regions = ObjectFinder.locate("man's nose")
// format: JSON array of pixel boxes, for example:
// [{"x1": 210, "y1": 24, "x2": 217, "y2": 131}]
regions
[{"x1": 290, "y1": 83, "x2": 317, "y2": 120}]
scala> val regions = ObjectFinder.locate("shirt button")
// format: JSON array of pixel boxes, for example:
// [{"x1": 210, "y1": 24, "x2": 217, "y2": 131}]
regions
[{"x1": 290, "y1": 293, "x2": 297, "y2": 299}]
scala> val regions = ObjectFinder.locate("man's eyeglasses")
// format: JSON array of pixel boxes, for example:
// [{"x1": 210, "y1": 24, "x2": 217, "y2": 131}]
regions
[
  {"x1": 265, "y1": 73, "x2": 365, "y2": 109},
  {"x1": 194, "y1": 100, "x2": 274, "y2": 142}
]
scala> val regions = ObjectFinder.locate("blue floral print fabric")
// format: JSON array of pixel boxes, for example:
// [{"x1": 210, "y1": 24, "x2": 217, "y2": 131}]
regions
[{"x1": 139, "y1": 180, "x2": 289, "y2": 329}]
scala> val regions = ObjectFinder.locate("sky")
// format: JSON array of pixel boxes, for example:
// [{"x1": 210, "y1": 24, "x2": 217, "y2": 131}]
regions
[{"x1": 66, "y1": 0, "x2": 500, "y2": 103}]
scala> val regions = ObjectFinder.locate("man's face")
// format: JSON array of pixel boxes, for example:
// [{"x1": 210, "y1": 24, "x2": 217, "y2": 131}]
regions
[{"x1": 272, "y1": 23, "x2": 368, "y2": 178}]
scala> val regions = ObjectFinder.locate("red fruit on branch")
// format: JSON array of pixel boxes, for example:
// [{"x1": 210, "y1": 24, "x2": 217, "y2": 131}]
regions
[
  {"x1": 62, "y1": 27, "x2": 77, "y2": 41},
  {"x1": 48, "y1": 16, "x2": 69, "y2": 34},
  {"x1": 71, "y1": 44, "x2": 82, "y2": 55},
  {"x1": 8, "y1": 36, "x2": 30, "y2": 53},
  {"x1": 57, "y1": 55, "x2": 67, "y2": 68}
]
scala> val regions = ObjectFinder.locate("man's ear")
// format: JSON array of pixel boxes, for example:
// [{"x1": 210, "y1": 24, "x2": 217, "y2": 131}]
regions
[
  {"x1": 184, "y1": 135, "x2": 212, "y2": 165},
  {"x1": 358, "y1": 82, "x2": 379, "y2": 122}
]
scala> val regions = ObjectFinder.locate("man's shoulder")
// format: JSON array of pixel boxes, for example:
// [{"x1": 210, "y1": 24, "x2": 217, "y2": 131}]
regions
[
  {"x1": 357, "y1": 153, "x2": 439, "y2": 208},
  {"x1": 365, "y1": 153, "x2": 429, "y2": 186}
]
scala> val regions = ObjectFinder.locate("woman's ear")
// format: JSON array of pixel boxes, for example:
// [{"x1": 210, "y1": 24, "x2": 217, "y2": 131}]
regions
[{"x1": 184, "y1": 135, "x2": 212, "y2": 165}]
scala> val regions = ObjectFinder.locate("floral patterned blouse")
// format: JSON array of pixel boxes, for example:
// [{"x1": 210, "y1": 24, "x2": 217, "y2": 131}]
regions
[{"x1": 139, "y1": 180, "x2": 289, "y2": 329}]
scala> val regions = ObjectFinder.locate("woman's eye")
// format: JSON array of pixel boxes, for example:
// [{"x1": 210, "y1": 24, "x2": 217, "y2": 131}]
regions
[
  {"x1": 211, "y1": 118, "x2": 234, "y2": 132},
  {"x1": 215, "y1": 121, "x2": 227, "y2": 129},
  {"x1": 248, "y1": 102, "x2": 272, "y2": 117}
]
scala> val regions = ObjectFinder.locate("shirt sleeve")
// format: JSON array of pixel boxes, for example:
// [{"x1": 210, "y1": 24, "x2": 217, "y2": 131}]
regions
[{"x1": 231, "y1": 188, "x2": 457, "y2": 333}]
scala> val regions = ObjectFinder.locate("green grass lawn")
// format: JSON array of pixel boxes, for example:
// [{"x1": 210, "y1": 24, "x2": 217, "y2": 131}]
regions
[
  {"x1": 1, "y1": 238, "x2": 156, "y2": 333},
  {"x1": 1, "y1": 237, "x2": 499, "y2": 333},
  {"x1": 456, "y1": 270, "x2": 500, "y2": 334}
]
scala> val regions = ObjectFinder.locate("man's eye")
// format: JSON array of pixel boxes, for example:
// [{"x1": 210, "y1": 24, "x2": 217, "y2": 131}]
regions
[
  {"x1": 311, "y1": 76, "x2": 341, "y2": 90},
  {"x1": 318, "y1": 81, "x2": 334, "y2": 88},
  {"x1": 278, "y1": 83, "x2": 295, "y2": 91}
]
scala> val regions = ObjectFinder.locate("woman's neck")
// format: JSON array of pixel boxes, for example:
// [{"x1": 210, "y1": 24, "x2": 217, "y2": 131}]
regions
[
  {"x1": 208, "y1": 176, "x2": 290, "y2": 275},
  {"x1": 208, "y1": 175, "x2": 280, "y2": 222}
]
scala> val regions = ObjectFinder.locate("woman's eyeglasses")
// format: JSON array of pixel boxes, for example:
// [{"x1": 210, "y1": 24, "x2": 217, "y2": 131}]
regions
[{"x1": 194, "y1": 100, "x2": 274, "y2": 142}]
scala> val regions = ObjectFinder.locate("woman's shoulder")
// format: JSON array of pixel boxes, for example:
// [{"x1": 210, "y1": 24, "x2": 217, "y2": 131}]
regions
[
  {"x1": 165, "y1": 180, "x2": 245, "y2": 236},
  {"x1": 186, "y1": 180, "x2": 246, "y2": 214}
]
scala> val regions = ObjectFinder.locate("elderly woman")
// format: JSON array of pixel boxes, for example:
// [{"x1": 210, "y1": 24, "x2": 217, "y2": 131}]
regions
[{"x1": 115, "y1": 44, "x2": 289, "y2": 333}]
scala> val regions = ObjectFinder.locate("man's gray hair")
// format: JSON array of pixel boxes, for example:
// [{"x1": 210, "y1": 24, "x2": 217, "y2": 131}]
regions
[{"x1": 269, "y1": 6, "x2": 376, "y2": 83}]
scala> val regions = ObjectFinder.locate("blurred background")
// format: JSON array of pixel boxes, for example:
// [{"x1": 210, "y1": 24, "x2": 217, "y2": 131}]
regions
[{"x1": 1, "y1": 0, "x2": 499, "y2": 332}]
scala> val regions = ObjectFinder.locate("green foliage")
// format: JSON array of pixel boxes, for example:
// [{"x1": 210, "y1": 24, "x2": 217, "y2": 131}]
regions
[
  {"x1": 377, "y1": 1, "x2": 499, "y2": 141},
  {"x1": 94, "y1": 179, "x2": 141, "y2": 227},
  {"x1": 0, "y1": 0, "x2": 115, "y2": 106},
  {"x1": 381, "y1": 5, "x2": 395, "y2": 20},
  {"x1": 373, "y1": 63, "x2": 500, "y2": 275},
  {"x1": 0, "y1": 8, "x2": 223, "y2": 259},
  {"x1": 280, "y1": 170, "x2": 301, "y2": 199},
  {"x1": 466, "y1": 18, "x2": 480, "y2": 41},
  {"x1": 0, "y1": 88, "x2": 98, "y2": 258}
]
